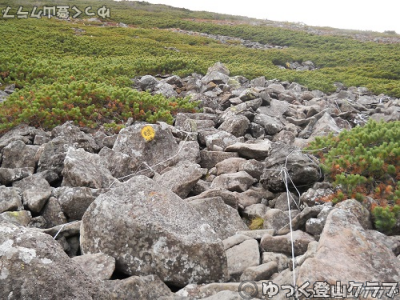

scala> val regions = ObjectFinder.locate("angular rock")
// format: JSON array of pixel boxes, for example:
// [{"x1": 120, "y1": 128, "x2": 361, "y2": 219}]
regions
[
  {"x1": 300, "y1": 186, "x2": 334, "y2": 206},
  {"x1": 187, "y1": 188, "x2": 239, "y2": 209},
  {"x1": 99, "y1": 147, "x2": 139, "y2": 180},
  {"x1": 176, "y1": 117, "x2": 215, "y2": 133},
  {"x1": 273, "y1": 192, "x2": 300, "y2": 211},
  {"x1": 218, "y1": 115, "x2": 250, "y2": 137},
  {"x1": 297, "y1": 208, "x2": 400, "y2": 287},
  {"x1": 336, "y1": 199, "x2": 372, "y2": 229},
  {"x1": 1, "y1": 140, "x2": 39, "y2": 169},
  {"x1": 260, "y1": 143, "x2": 320, "y2": 192},
  {"x1": 105, "y1": 275, "x2": 173, "y2": 300},
  {"x1": 267, "y1": 83, "x2": 286, "y2": 95},
  {"x1": 62, "y1": 147, "x2": 118, "y2": 189},
  {"x1": 13, "y1": 175, "x2": 52, "y2": 213},
  {"x1": 191, "y1": 179, "x2": 210, "y2": 195},
  {"x1": 41, "y1": 197, "x2": 67, "y2": 228},
  {"x1": 243, "y1": 203, "x2": 268, "y2": 220},
  {"x1": 240, "y1": 261, "x2": 278, "y2": 281},
  {"x1": 236, "y1": 229, "x2": 274, "y2": 240},
  {"x1": 309, "y1": 112, "x2": 342, "y2": 138},
  {"x1": 226, "y1": 239, "x2": 260, "y2": 280},
  {"x1": 155, "y1": 161, "x2": 205, "y2": 198},
  {"x1": 239, "y1": 88, "x2": 260, "y2": 101},
  {"x1": 113, "y1": 123, "x2": 180, "y2": 173},
  {"x1": 215, "y1": 157, "x2": 247, "y2": 175},
  {"x1": 204, "y1": 130, "x2": 238, "y2": 151},
  {"x1": 155, "y1": 82, "x2": 178, "y2": 98},
  {"x1": 249, "y1": 122, "x2": 265, "y2": 138},
  {"x1": 80, "y1": 175, "x2": 228, "y2": 287},
  {"x1": 272, "y1": 130, "x2": 296, "y2": 145},
  {"x1": 211, "y1": 171, "x2": 256, "y2": 192},
  {"x1": 37, "y1": 137, "x2": 69, "y2": 176},
  {"x1": 177, "y1": 141, "x2": 201, "y2": 164},
  {"x1": 222, "y1": 234, "x2": 253, "y2": 250},
  {"x1": 51, "y1": 122, "x2": 100, "y2": 152},
  {"x1": 200, "y1": 150, "x2": 239, "y2": 169},
  {"x1": 0, "y1": 125, "x2": 40, "y2": 150},
  {"x1": 262, "y1": 252, "x2": 290, "y2": 272},
  {"x1": 305, "y1": 206, "x2": 333, "y2": 238},
  {"x1": 0, "y1": 210, "x2": 32, "y2": 226},
  {"x1": 139, "y1": 75, "x2": 159, "y2": 91},
  {"x1": 260, "y1": 230, "x2": 315, "y2": 256},
  {"x1": 0, "y1": 167, "x2": 34, "y2": 185},
  {"x1": 55, "y1": 187, "x2": 97, "y2": 220},
  {"x1": 225, "y1": 140, "x2": 272, "y2": 159},
  {"x1": 190, "y1": 197, "x2": 247, "y2": 240},
  {"x1": 263, "y1": 209, "x2": 289, "y2": 233},
  {"x1": 201, "y1": 62, "x2": 230, "y2": 85},
  {"x1": 239, "y1": 160, "x2": 265, "y2": 180},
  {"x1": 0, "y1": 187, "x2": 22, "y2": 213},
  {"x1": 0, "y1": 222, "x2": 110, "y2": 299},
  {"x1": 174, "y1": 113, "x2": 217, "y2": 130},
  {"x1": 237, "y1": 186, "x2": 274, "y2": 208},
  {"x1": 253, "y1": 114, "x2": 283, "y2": 135},
  {"x1": 277, "y1": 205, "x2": 324, "y2": 235},
  {"x1": 42, "y1": 220, "x2": 81, "y2": 239},
  {"x1": 72, "y1": 253, "x2": 115, "y2": 281}
]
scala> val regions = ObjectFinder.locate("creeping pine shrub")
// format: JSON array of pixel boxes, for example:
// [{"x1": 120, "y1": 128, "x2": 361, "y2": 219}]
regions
[
  {"x1": 306, "y1": 120, "x2": 400, "y2": 233},
  {"x1": 0, "y1": 81, "x2": 199, "y2": 134}
]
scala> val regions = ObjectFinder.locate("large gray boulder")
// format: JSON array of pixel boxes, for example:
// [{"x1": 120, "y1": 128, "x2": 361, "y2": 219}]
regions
[
  {"x1": 0, "y1": 167, "x2": 34, "y2": 185},
  {"x1": 37, "y1": 137, "x2": 69, "y2": 177},
  {"x1": 189, "y1": 197, "x2": 247, "y2": 240},
  {"x1": 98, "y1": 147, "x2": 139, "y2": 180},
  {"x1": 0, "y1": 187, "x2": 23, "y2": 213},
  {"x1": 154, "y1": 161, "x2": 205, "y2": 198},
  {"x1": 297, "y1": 208, "x2": 400, "y2": 290},
  {"x1": 0, "y1": 222, "x2": 110, "y2": 299},
  {"x1": 260, "y1": 230, "x2": 315, "y2": 256},
  {"x1": 13, "y1": 175, "x2": 52, "y2": 213},
  {"x1": 226, "y1": 239, "x2": 260, "y2": 280},
  {"x1": 225, "y1": 141, "x2": 272, "y2": 160},
  {"x1": 218, "y1": 115, "x2": 250, "y2": 137},
  {"x1": 80, "y1": 175, "x2": 228, "y2": 287},
  {"x1": 113, "y1": 124, "x2": 180, "y2": 173},
  {"x1": 201, "y1": 62, "x2": 230, "y2": 85},
  {"x1": 260, "y1": 143, "x2": 320, "y2": 192},
  {"x1": 72, "y1": 253, "x2": 115, "y2": 281},
  {"x1": 1, "y1": 140, "x2": 39, "y2": 169},
  {"x1": 62, "y1": 147, "x2": 118, "y2": 189},
  {"x1": 51, "y1": 122, "x2": 100, "y2": 152},
  {"x1": 211, "y1": 171, "x2": 256, "y2": 192},
  {"x1": 54, "y1": 187, "x2": 99, "y2": 220}
]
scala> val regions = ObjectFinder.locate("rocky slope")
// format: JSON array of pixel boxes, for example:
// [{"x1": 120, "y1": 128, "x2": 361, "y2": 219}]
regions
[{"x1": 0, "y1": 62, "x2": 399, "y2": 299}]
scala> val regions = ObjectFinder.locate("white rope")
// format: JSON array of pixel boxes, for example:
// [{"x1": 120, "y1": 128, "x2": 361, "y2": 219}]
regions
[{"x1": 53, "y1": 224, "x2": 66, "y2": 240}]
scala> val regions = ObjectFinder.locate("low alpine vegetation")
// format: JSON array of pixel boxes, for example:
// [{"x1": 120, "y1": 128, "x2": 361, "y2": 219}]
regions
[
  {"x1": 0, "y1": 81, "x2": 198, "y2": 134},
  {"x1": 307, "y1": 120, "x2": 400, "y2": 233}
]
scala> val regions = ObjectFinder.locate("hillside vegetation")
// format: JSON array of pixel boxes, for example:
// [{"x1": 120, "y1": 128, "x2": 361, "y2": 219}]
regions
[{"x1": 0, "y1": 0, "x2": 399, "y2": 134}]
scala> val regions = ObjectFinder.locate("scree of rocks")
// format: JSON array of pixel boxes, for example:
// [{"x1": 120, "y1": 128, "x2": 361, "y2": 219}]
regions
[{"x1": 0, "y1": 62, "x2": 399, "y2": 300}]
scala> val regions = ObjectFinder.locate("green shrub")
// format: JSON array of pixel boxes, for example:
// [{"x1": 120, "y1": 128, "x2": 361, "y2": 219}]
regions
[
  {"x1": 306, "y1": 120, "x2": 400, "y2": 232},
  {"x1": 0, "y1": 81, "x2": 199, "y2": 134},
  {"x1": 372, "y1": 205, "x2": 400, "y2": 234}
]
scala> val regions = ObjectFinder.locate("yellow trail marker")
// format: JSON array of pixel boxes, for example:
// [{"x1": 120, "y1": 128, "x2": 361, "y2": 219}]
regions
[{"x1": 141, "y1": 125, "x2": 155, "y2": 141}]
